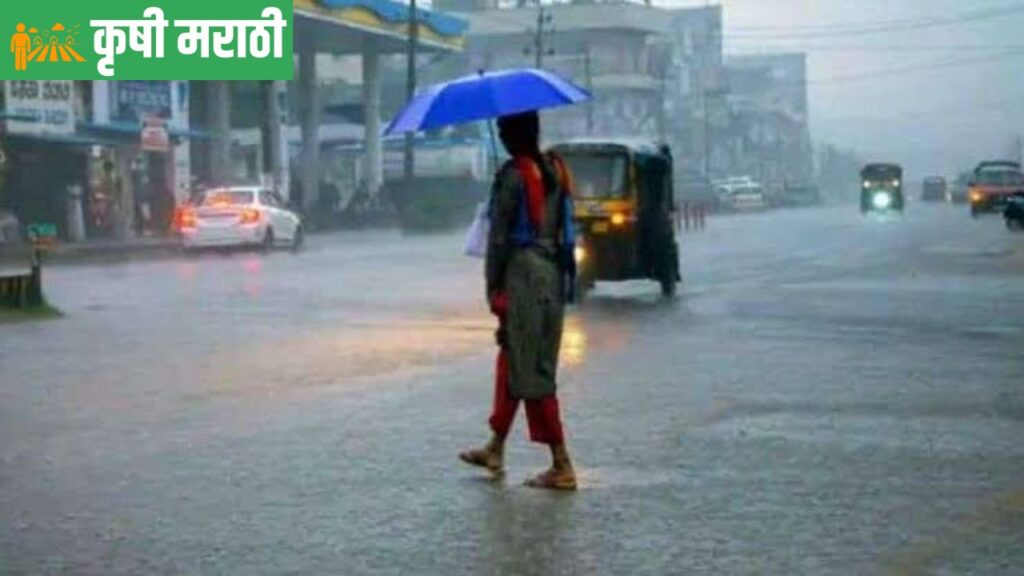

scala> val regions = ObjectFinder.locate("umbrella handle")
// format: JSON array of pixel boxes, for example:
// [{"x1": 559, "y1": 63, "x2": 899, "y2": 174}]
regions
[{"x1": 476, "y1": 69, "x2": 501, "y2": 171}]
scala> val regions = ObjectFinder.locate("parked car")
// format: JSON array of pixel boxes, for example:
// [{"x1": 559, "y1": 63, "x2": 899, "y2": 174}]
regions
[
  {"x1": 179, "y1": 187, "x2": 303, "y2": 251},
  {"x1": 714, "y1": 177, "x2": 768, "y2": 212}
]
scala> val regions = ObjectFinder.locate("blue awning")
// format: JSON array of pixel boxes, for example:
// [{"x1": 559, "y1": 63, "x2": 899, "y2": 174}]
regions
[
  {"x1": 2, "y1": 131, "x2": 106, "y2": 147},
  {"x1": 0, "y1": 112, "x2": 37, "y2": 122},
  {"x1": 315, "y1": 0, "x2": 469, "y2": 38}
]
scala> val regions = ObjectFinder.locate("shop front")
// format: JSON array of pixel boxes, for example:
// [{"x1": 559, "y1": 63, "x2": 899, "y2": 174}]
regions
[
  {"x1": 1, "y1": 80, "x2": 93, "y2": 241},
  {"x1": 84, "y1": 81, "x2": 196, "y2": 238}
]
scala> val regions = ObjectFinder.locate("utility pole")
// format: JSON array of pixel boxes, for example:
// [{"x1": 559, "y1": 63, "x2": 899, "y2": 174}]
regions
[
  {"x1": 261, "y1": 80, "x2": 285, "y2": 195},
  {"x1": 403, "y1": 0, "x2": 419, "y2": 186},
  {"x1": 525, "y1": 6, "x2": 554, "y2": 69},
  {"x1": 703, "y1": 86, "x2": 711, "y2": 192},
  {"x1": 702, "y1": 10, "x2": 719, "y2": 201},
  {"x1": 584, "y1": 44, "x2": 593, "y2": 134}
]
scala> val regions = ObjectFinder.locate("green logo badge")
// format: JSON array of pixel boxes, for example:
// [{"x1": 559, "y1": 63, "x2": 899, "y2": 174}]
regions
[{"x1": 2, "y1": 0, "x2": 292, "y2": 80}]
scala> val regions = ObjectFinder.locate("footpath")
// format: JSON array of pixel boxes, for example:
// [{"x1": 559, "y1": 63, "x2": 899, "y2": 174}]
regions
[{"x1": 0, "y1": 237, "x2": 180, "y2": 270}]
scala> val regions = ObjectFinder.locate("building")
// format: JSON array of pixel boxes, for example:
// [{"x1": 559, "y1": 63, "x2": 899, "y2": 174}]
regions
[
  {"x1": 1, "y1": 0, "x2": 468, "y2": 245},
  {"x1": 1, "y1": 79, "x2": 197, "y2": 242},
  {"x1": 722, "y1": 53, "x2": 812, "y2": 190},
  {"x1": 431, "y1": 0, "x2": 724, "y2": 194}
]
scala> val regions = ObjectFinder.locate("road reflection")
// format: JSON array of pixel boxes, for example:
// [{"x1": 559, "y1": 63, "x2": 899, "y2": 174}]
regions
[{"x1": 561, "y1": 314, "x2": 587, "y2": 367}]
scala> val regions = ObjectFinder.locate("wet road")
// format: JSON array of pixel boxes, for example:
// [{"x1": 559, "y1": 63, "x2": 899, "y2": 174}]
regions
[{"x1": 2, "y1": 204, "x2": 1023, "y2": 575}]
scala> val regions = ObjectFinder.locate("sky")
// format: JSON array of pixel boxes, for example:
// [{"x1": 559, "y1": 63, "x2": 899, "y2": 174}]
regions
[{"x1": 664, "y1": 0, "x2": 1024, "y2": 178}]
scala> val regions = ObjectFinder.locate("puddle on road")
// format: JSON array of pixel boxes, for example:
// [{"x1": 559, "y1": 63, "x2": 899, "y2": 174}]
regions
[
  {"x1": 698, "y1": 411, "x2": 1024, "y2": 458},
  {"x1": 191, "y1": 315, "x2": 494, "y2": 399},
  {"x1": 576, "y1": 467, "x2": 682, "y2": 490}
]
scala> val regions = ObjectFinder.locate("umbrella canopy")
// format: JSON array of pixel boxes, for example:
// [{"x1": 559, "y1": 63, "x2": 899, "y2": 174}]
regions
[{"x1": 384, "y1": 68, "x2": 591, "y2": 136}]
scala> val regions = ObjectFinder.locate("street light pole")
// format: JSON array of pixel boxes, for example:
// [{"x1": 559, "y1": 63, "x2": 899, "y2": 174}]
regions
[{"x1": 404, "y1": 0, "x2": 419, "y2": 187}]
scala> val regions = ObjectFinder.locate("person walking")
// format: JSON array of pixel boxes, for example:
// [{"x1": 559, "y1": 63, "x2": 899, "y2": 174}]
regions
[{"x1": 459, "y1": 111, "x2": 578, "y2": 491}]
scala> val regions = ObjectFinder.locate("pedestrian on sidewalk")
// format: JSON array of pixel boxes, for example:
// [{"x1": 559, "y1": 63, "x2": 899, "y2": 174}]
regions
[{"x1": 459, "y1": 111, "x2": 578, "y2": 491}]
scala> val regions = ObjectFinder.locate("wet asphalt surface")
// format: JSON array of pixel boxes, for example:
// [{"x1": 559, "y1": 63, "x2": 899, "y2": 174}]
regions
[{"x1": 2, "y1": 203, "x2": 1023, "y2": 575}]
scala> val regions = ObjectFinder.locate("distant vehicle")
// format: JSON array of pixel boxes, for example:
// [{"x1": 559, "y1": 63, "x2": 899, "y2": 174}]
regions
[
  {"x1": 948, "y1": 172, "x2": 971, "y2": 204},
  {"x1": 714, "y1": 176, "x2": 768, "y2": 212},
  {"x1": 969, "y1": 161, "x2": 1024, "y2": 217},
  {"x1": 779, "y1": 184, "x2": 822, "y2": 207},
  {"x1": 921, "y1": 176, "x2": 947, "y2": 202},
  {"x1": 860, "y1": 163, "x2": 904, "y2": 214},
  {"x1": 179, "y1": 187, "x2": 303, "y2": 251},
  {"x1": 1005, "y1": 192, "x2": 1024, "y2": 231},
  {"x1": 552, "y1": 139, "x2": 681, "y2": 298}
]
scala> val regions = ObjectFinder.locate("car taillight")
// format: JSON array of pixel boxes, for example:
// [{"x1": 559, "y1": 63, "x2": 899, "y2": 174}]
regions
[
  {"x1": 178, "y1": 208, "x2": 196, "y2": 230},
  {"x1": 239, "y1": 208, "x2": 261, "y2": 225}
]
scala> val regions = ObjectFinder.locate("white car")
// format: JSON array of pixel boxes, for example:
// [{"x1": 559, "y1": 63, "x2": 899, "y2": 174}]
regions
[
  {"x1": 179, "y1": 187, "x2": 303, "y2": 251},
  {"x1": 729, "y1": 188, "x2": 769, "y2": 211},
  {"x1": 714, "y1": 177, "x2": 768, "y2": 212}
]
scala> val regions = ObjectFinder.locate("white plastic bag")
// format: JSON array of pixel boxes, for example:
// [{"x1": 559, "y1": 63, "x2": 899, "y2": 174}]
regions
[{"x1": 463, "y1": 201, "x2": 490, "y2": 258}]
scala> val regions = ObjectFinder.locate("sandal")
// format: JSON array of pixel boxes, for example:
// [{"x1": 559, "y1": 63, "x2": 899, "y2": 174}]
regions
[
  {"x1": 458, "y1": 448, "x2": 503, "y2": 474},
  {"x1": 524, "y1": 467, "x2": 577, "y2": 491}
]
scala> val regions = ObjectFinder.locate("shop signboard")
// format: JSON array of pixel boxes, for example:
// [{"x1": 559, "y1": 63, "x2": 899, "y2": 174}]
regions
[
  {"x1": 115, "y1": 81, "x2": 172, "y2": 122},
  {"x1": 141, "y1": 116, "x2": 170, "y2": 153},
  {"x1": 3, "y1": 80, "x2": 75, "y2": 135},
  {"x1": 27, "y1": 222, "x2": 58, "y2": 250}
]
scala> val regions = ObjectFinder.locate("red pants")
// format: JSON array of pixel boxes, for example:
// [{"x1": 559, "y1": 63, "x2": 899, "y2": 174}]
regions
[{"x1": 488, "y1": 348, "x2": 565, "y2": 445}]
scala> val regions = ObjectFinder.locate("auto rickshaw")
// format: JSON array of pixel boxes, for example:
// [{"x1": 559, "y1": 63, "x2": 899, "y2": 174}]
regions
[
  {"x1": 550, "y1": 139, "x2": 681, "y2": 298},
  {"x1": 860, "y1": 163, "x2": 904, "y2": 214}
]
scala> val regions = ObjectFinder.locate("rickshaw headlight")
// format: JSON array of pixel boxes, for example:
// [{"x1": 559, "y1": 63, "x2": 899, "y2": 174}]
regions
[
  {"x1": 872, "y1": 192, "x2": 892, "y2": 209},
  {"x1": 574, "y1": 245, "x2": 586, "y2": 263},
  {"x1": 611, "y1": 213, "x2": 627, "y2": 226}
]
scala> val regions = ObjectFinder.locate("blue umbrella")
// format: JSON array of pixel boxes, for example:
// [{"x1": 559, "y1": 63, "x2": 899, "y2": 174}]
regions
[{"x1": 384, "y1": 68, "x2": 591, "y2": 136}]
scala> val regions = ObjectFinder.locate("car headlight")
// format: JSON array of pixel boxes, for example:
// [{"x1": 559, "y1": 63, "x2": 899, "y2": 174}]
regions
[{"x1": 872, "y1": 192, "x2": 892, "y2": 209}]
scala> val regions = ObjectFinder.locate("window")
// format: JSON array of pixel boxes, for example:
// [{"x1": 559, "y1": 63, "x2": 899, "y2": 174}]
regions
[
  {"x1": 977, "y1": 170, "x2": 1023, "y2": 187},
  {"x1": 560, "y1": 152, "x2": 630, "y2": 199},
  {"x1": 200, "y1": 190, "x2": 254, "y2": 206}
]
